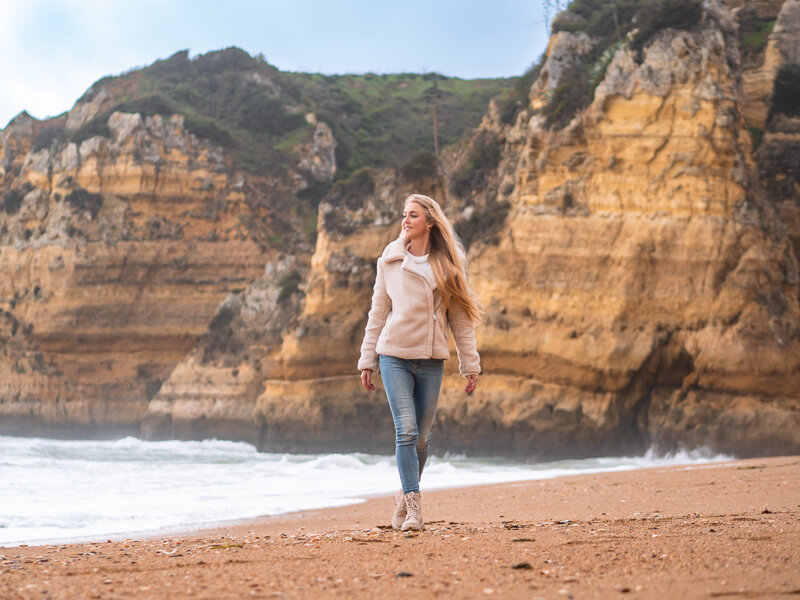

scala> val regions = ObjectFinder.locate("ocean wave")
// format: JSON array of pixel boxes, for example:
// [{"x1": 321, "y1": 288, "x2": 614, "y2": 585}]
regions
[{"x1": 0, "y1": 435, "x2": 733, "y2": 547}]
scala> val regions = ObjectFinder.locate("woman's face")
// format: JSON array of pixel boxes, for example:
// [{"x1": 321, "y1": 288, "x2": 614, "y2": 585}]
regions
[{"x1": 402, "y1": 201, "x2": 430, "y2": 242}]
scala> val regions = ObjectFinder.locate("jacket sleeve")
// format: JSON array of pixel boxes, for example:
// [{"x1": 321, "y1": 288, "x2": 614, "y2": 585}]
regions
[
  {"x1": 358, "y1": 258, "x2": 391, "y2": 371},
  {"x1": 448, "y1": 301, "x2": 481, "y2": 377}
]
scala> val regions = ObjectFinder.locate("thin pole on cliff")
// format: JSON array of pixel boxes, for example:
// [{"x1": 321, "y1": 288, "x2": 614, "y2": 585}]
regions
[
  {"x1": 424, "y1": 80, "x2": 442, "y2": 160},
  {"x1": 612, "y1": 1, "x2": 623, "y2": 45},
  {"x1": 433, "y1": 99, "x2": 439, "y2": 159}
]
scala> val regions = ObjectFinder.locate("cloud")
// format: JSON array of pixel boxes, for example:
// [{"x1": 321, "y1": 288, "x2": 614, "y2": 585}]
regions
[{"x1": 0, "y1": 0, "x2": 169, "y2": 124}]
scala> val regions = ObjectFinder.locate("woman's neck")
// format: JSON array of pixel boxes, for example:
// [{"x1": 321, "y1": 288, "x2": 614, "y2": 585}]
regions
[{"x1": 407, "y1": 236, "x2": 430, "y2": 257}]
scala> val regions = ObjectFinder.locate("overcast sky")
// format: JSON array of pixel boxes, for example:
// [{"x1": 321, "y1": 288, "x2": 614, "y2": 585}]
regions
[{"x1": 0, "y1": 0, "x2": 550, "y2": 127}]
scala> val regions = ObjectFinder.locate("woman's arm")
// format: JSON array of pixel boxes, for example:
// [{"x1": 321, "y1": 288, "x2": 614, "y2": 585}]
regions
[
  {"x1": 448, "y1": 300, "x2": 481, "y2": 381},
  {"x1": 358, "y1": 259, "x2": 391, "y2": 372}
]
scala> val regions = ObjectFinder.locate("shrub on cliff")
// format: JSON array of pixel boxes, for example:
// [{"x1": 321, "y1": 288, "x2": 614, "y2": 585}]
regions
[
  {"x1": 739, "y1": 10, "x2": 776, "y2": 57},
  {"x1": 553, "y1": 0, "x2": 700, "y2": 44},
  {"x1": 543, "y1": 61, "x2": 597, "y2": 129},
  {"x1": 554, "y1": 0, "x2": 636, "y2": 40},
  {"x1": 183, "y1": 117, "x2": 234, "y2": 147},
  {"x1": 236, "y1": 94, "x2": 305, "y2": 135},
  {"x1": 202, "y1": 303, "x2": 242, "y2": 363},
  {"x1": 401, "y1": 151, "x2": 438, "y2": 181},
  {"x1": 327, "y1": 168, "x2": 376, "y2": 211},
  {"x1": 116, "y1": 95, "x2": 176, "y2": 117},
  {"x1": 208, "y1": 304, "x2": 237, "y2": 331},
  {"x1": 194, "y1": 47, "x2": 256, "y2": 76},
  {"x1": 33, "y1": 124, "x2": 66, "y2": 152},
  {"x1": 70, "y1": 118, "x2": 111, "y2": 146},
  {"x1": 455, "y1": 200, "x2": 511, "y2": 250},
  {"x1": 296, "y1": 180, "x2": 333, "y2": 206},
  {"x1": 146, "y1": 49, "x2": 190, "y2": 79},
  {"x1": 277, "y1": 270, "x2": 303, "y2": 304},
  {"x1": 629, "y1": 0, "x2": 703, "y2": 61},
  {"x1": 450, "y1": 131, "x2": 501, "y2": 197}
]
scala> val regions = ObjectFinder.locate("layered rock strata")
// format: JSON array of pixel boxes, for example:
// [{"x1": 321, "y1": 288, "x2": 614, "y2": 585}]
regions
[
  {"x1": 0, "y1": 111, "x2": 292, "y2": 436},
  {"x1": 453, "y1": 0, "x2": 800, "y2": 457},
  {"x1": 239, "y1": 0, "x2": 799, "y2": 459},
  {"x1": 143, "y1": 169, "x2": 441, "y2": 452}
]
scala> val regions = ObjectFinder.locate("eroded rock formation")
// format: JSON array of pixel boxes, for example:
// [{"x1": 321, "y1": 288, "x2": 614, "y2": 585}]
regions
[
  {"x1": 0, "y1": 109, "x2": 302, "y2": 436},
  {"x1": 450, "y1": 0, "x2": 800, "y2": 457}
]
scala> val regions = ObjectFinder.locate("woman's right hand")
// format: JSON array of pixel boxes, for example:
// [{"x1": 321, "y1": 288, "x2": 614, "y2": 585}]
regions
[{"x1": 361, "y1": 369, "x2": 375, "y2": 391}]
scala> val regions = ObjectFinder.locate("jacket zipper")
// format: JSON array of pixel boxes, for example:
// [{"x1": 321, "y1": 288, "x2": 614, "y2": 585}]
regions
[{"x1": 401, "y1": 263, "x2": 436, "y2": 358}]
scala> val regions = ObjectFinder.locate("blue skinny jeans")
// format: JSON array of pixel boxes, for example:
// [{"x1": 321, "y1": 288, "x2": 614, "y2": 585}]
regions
[{"x1": 379, "y1": 355, "x2": 444, "y2": 494}]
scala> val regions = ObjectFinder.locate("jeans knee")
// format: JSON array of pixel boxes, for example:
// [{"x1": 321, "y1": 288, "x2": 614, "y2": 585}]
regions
[{"x1": 395, "y1": 423, "x2": 418, "y2": 447}]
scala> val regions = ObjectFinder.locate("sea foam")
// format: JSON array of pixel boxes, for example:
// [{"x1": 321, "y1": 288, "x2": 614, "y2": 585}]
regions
[{"x1": 0, "y1": 435, "x2": 731, "y2": 547}]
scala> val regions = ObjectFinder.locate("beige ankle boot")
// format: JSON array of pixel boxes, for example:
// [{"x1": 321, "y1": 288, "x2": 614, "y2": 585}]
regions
[
  {"x1": 401, "y1": 492, "x2": 424, "y2": 531},
  {"x1": 391, "y1": 490, "x2": 406, "y2": 530}
]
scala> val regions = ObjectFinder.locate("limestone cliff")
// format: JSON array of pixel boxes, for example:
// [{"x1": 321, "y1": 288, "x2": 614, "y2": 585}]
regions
[
  {"x1": 0, "y1": 48, "x2": 497, "y2": 445},
  {"x1": 446, "y1": 0, "x2": 800, "y2": 457},
  {"x1": 0, "y1": 109, "x2": 305, "y2": 436},
  {"x1": 143, "y1": 168, "x2": 441, "y2": 452},
  {"x1": 239, "y1": 0, "x2": 799, "y2": 459}
]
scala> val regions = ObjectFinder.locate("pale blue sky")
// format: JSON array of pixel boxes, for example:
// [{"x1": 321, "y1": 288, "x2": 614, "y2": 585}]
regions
[{"x1": 0, "y1": 0, "x2": 550, "y2": 127}]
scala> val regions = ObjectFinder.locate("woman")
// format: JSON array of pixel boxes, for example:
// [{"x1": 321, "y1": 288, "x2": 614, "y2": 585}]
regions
[{"x1": 358, "y1": 193, "x2": 481, "y2": 532}]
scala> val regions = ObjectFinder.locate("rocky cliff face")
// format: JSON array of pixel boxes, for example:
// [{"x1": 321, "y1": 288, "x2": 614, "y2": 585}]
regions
[
  {"x1": 0, "y1": 109, "x2": 307, "y2": 436},
  {"x1": 450, "y1": 0, "x2": 800, "y2": 458},
  {"x1": 2, "y1": 0, "x2": 799, "y2": 459},
  {"x1": 142, "y1": 167, "x2": 442, "y2": 452}
]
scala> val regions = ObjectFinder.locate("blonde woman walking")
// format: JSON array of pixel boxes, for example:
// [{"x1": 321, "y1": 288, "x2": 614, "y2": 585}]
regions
[{"x1": 358, "y1": 193, "x2": 481, "y2": 531}]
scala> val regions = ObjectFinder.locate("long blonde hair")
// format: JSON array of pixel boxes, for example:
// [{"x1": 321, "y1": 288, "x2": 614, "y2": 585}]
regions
[{"x1": 403, "y1": 194, "x2": 482, "y2": 324}]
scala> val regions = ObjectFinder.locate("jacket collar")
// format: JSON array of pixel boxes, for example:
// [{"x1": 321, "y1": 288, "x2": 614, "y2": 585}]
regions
[{"x1": 382, "y1": 237, "x2": 408, "y2": 263}]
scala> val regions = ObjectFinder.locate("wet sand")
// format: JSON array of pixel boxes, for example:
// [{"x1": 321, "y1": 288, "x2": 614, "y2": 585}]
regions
[{"x1": 2, "y1": 456, "x2": 799, "y2": 599}]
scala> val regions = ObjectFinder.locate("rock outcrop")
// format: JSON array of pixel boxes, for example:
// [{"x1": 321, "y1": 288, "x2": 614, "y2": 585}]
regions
[
  {"x1": 0, "y1": 110, "x2": 296, "y2": 436},
  {"x1": 240, "y1": 0, "x2": 799, "y2": 459},
  {"x1": 142, "y1": 168, "x2": 441, "y2": 453},
  {"x1": 451, "y1": 0, "x2": 800, "y2": 458},
  {"x1": 298, "y1": 121, "x2": 337, "y2": 182}
]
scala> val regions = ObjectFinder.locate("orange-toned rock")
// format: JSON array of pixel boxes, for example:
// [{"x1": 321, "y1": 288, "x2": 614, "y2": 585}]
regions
[{"x1": 0, "y1": 110, "x2": 286, "y2": 437}]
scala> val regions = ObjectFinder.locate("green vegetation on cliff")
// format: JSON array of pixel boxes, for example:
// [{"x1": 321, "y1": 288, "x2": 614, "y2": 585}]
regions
[
  {"x1": 538, "y1": 0, "x2": 703, "y2": 128},
  {"x1": 71, "y1": 48, "x2": 514, "y2": 179}
]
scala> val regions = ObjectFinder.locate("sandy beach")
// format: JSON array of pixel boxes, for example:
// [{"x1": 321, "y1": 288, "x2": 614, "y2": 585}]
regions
[{"x1": 2, "y1": 455, "x2": 798, "y2": 599}]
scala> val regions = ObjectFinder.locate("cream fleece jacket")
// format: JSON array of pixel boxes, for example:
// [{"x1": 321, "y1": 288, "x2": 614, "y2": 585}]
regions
[{"x1": 358, "y1": 237, "x2": 481, "y2": 376}]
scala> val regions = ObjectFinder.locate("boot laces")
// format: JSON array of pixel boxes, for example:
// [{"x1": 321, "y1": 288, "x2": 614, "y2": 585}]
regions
[{"x1": 405, "y1": 493, "x2": 421, "y2": 516}]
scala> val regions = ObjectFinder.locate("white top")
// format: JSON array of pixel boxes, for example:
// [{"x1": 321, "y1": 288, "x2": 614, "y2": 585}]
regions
[{"x1": 406, "y1": 251, "x2": 436, "y2": 289}]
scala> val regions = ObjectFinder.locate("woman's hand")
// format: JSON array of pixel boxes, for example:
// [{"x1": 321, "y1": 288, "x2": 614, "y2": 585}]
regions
[
  {"x1": 361, "y1": 369, "x2": 376, "y2": 391},
  {"x1": 465, "y1": 374, "x2": 478, "y2": 394}
]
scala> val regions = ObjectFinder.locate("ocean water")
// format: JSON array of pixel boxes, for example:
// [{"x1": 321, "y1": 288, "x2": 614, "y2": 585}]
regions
[{"x1": 0, "y1": 435, "x2": 731, "y2": 547}]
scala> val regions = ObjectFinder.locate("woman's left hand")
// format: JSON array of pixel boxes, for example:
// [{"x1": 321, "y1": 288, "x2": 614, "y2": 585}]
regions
[{"x1": 465, "y1": 374, "x2": 478, "y2": 394}]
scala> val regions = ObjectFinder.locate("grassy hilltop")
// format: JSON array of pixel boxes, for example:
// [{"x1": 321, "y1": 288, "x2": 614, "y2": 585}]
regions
[{"x1": 61, "y1": 47, "x2": 516, "y2": 181}]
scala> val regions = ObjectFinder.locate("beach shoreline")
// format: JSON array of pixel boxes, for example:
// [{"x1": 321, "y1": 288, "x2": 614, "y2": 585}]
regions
[{"x1": 3, "y1": 455, "x2": 799, "y2": 599}]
